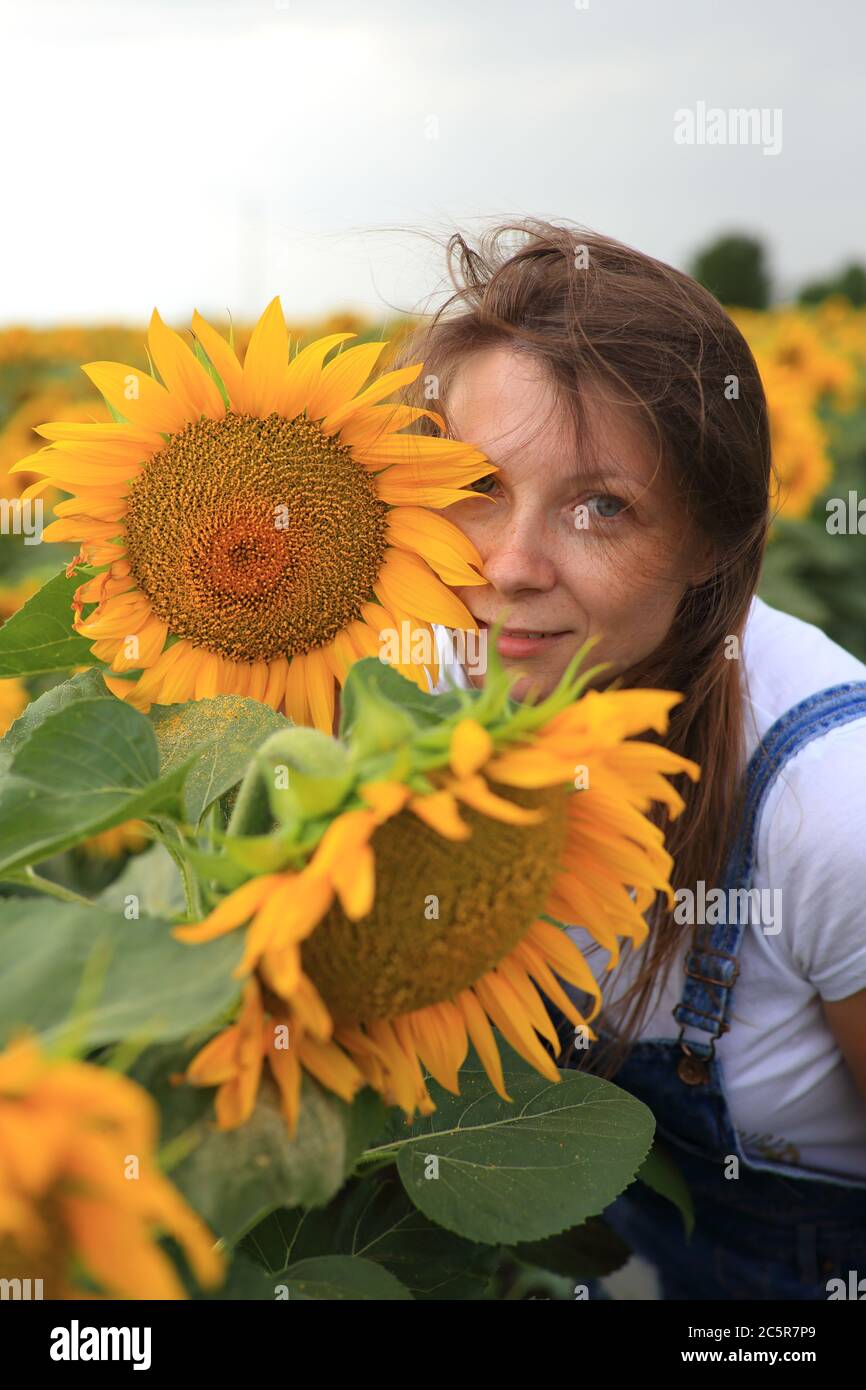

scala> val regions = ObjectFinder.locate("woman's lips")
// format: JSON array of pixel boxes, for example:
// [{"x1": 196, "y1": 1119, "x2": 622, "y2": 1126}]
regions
[{"x1": 475, "y1": 619, "x2": 570, "y2": 659}]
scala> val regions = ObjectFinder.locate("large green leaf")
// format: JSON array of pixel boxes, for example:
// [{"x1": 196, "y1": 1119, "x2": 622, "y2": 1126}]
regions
[
  {"x1": 149, "y1": 696, "x2": 291, "y2": 823},
  {"x1": 241, "y1": 1170, "x2": 498, "y2": 1300},
  {"x1": 0, "y1": 897, "x2": 243, "y2": 1049},
  {"x1": 203, "y1": 1253, "x2": 412, "y2": 1300},
  {"x1": 0, "y1": 669, "x2": 112, "y2": 775},
  {"x1": 0, "y1": 697, "x2": 188, "y2": 874},
  {"x1": 385, "y1": 1045, "x2": 655, "y2": 1245},
  {"x1": 271, "y1": 1255, "x2": 413, "y2": 1300},
  {"x1": 0, "y1": 569, "x2": 100, "y2": 676}
]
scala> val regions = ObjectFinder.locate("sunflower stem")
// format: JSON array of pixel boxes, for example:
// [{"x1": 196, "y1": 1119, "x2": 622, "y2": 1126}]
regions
[
  {"x1": 151, "y1": 823, "x2": 204, "y2": 920},
  {"x1": 351, "y1": 1144, "x2": 402, "y2": 1178},
  {"x1": 177, "y1": 853, "x2": 204, "y2": 920},
  {"x1": 227, "y1": 755, "x2": 275, "y2": 839},
  {"x1": 3, "y1": 868, "x2": 94, "y2": 907}
]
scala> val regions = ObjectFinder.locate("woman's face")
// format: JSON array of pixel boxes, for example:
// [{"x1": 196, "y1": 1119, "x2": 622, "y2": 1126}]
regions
[{"x1": 440, "y1": 346, "x2": 710, "y2": 701}]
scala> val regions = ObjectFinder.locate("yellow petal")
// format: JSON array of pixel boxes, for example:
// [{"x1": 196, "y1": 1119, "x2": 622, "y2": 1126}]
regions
[
  {"x1": 376, "y1": 478, "x2": 489, "y2": 509},
  {"x1": 238, "y1": 296, "x2": 290, "y2": 416},
  {"x1": 333, "y1": 843, "x2": 375, "y2": 919},
  {"x1": 386, "y1": 506, "x2": 487, "y2": 586},
  {"x1": 81, "y1": 361, "x2": 188, "y2": 433},
  {"x1": 454, "y1": 988, "x2": 511, "y2": 1102},
  {"x1": 273, "y1": 332, "x2": 357, "y2": 419},
  {"x1": 409, "y1": 790, "x2": 471, "y2": 840},
  {"x1": 321, "y1": 361, "x2": 424, "y2": 433},
  {"x1": 472, "y1": 972, "x2": 561, "y2": 1082},
  {"x1": 303, "y1": 647, "x2": 336, "y2": 734},
  {"x1": 357, "y1": 434, "x2": 489, "y2": 472},
  {"x1": 63, "y1": 1195, "x2": 187, "y2": 1299},
  {"x1": 35, "y1": 421, "x2": 164, "y2": 447},
  {"x1": 305, "y1": 341, "x2": 388, "y2": 421},
  {"x1": 283, "y1": 655, "x2": 309, "y2": 725},
  {"x1": 267, "y1": 1036, "x2": 302, "y2": 1137},
  {"x1": 358, "y1": 780, "x2": 411, "y2": 820},
  {"x1": 451, "y1": 774, "x2": 543, "y2": 824},
  {"x1": 374, "y1": 548, "x2": 478, "y2": 630},
  {"x1": 172, "y1": 875, "x2": 284, "y2": 943},
  {"x1": 191, "y1": 310, "x2": 244, "y2": 408},
  {"x1": 185, "y1": 1024, "x2": 241, "y2": 1085},
  {"x1": 296, "y1": 1035, "x2": 365, "y2": 1104},
  {"x1": 147, "y1": 308, "x2": 226, "y2": 421},
  {"x1": 335, "y1": 402, "x2": 447, "y2": 451},
  {"x1": 449, "y1": 719, "x2": 493, "y2": 778}
]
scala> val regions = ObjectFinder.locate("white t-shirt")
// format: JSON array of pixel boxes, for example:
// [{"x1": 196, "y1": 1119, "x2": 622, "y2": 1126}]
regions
[{"x1": 430, "y1": 598, "x2": 866, "y2": 1182}]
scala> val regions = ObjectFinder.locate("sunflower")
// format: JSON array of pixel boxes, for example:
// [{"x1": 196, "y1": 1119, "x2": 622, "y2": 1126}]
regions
[
  {"x1": 174, "y1": 649, "x2": 699, "y2": 1134},
  {"x1": 12, "y1": 300, "x2": 493, "y2": 730},
  {"x1": 0, "y1": 1034, "x2": 224, "y2": 1299},
  {"x1": 756, "y1": 355, "x2": 833, "y2": 520}
]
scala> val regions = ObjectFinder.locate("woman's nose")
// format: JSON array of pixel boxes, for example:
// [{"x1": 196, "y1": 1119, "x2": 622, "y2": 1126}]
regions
[{"x1": 477, "y1": 515, "x2": 559, "y2": 594}]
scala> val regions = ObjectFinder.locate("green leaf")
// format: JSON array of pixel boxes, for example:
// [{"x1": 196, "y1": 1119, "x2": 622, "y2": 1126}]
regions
[
  {"x1": 338, "y1": 656, "x2": 462, "y2": 741},
  {"x1": 241, "y1": 1170, "x2": 498, "y2": 1299},
  {"x1": 204, "y1": 1252, "x2": 412, "y2": 1300},
  {"x1": 512, "y1": 1215, "x2": 631, "y2": 1280},
  {"x1": 0, "y1": 697, "x2": 189, "y2": 875},
  {"x1": 97, "y1": 841, "x2": 186, "y2": 919},
  {"x1": 388, "y1": 1043, "x2": 655, "y2": 1245},
  {"x1": 165, "y1": 1073, "x2": 387, "y2": 1246},
  {"x1": 0, "y1": 897, "x2": 243, "y2": 1049},
  {"x1": 273, "y1": 1255, "x2": 413, "y2": 1300},
  {"x1": 149, "y1": 696, "x2": 290, "y2": 823},
  {"x1": 0, "y1": 569, "x2": 100, "y2": 676},
  {"x1": 0, "y1": 669, "x2": 109, "y2": 775},
  {"x1": 636, "y1": 1136, "x2": 695, "y2": 1238}
]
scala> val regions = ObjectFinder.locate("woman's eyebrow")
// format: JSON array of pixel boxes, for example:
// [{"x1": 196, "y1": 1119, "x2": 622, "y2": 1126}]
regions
[{"x1": 568, "y1": 466, "x2": 641, "y2": 489}]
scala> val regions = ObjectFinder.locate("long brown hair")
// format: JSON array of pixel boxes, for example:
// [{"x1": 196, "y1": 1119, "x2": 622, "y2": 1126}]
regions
[{"x1": 389, "y1": 218, "x2": 775, "y2": 1073}]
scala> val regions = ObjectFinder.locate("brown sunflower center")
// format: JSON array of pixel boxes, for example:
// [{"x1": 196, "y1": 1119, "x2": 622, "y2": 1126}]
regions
[
  {"x1": 124, "y1": 412, "x2": 389, "y2": 663},
  {"x1": 301, "y1": 783, "x2": 571, "y2": 1023}
]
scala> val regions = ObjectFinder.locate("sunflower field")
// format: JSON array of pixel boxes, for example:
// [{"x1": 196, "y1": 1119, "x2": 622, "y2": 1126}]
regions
[{"x1": 0, "y1": 299, "x2": 864, "y2": 1301}]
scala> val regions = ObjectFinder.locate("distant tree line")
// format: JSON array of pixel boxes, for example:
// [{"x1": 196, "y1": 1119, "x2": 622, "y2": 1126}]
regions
[{"x1": 689, "y1": 233, "x2": 866, "y2": 309}]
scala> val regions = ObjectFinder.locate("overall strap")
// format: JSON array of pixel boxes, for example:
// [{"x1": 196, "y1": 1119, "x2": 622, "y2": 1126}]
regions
[{"x1": 672, "y1": 680, "x2": 866, "y2": 1052}]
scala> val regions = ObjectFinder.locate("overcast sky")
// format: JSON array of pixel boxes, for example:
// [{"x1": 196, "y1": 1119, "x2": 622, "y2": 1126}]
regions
[{"x1": 1, "y1": 0, "x2": 862, "y2": 325}]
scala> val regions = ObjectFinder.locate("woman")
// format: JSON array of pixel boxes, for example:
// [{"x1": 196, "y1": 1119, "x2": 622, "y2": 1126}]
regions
[{"x1": 392, "y1": 219, "x2": 866, "y2": 1299}]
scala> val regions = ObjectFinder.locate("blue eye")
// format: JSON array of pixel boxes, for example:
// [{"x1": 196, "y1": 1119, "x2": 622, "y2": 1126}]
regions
[{"x1": 588, "y1": 494, "x2": 626, "y2": 519}]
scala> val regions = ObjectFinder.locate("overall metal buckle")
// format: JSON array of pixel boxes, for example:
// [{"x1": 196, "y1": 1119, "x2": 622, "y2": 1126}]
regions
[{"x1": 675, "y1": 1027, "x2": 716, "y2": 1085}]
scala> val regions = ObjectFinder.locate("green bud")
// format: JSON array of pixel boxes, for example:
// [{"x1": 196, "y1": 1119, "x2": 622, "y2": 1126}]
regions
[
  {"x1": 258, "y1": 727, "x2": 354, "y2": 823},
  {"x1": 342, "y1": 664, "x2": 417, "y2": 762}
]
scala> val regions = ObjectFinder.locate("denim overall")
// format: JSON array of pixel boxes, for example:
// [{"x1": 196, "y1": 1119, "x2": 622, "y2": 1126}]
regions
[{"x1": 549, "y1": 681, "x2": 866, "y2": 1300}]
